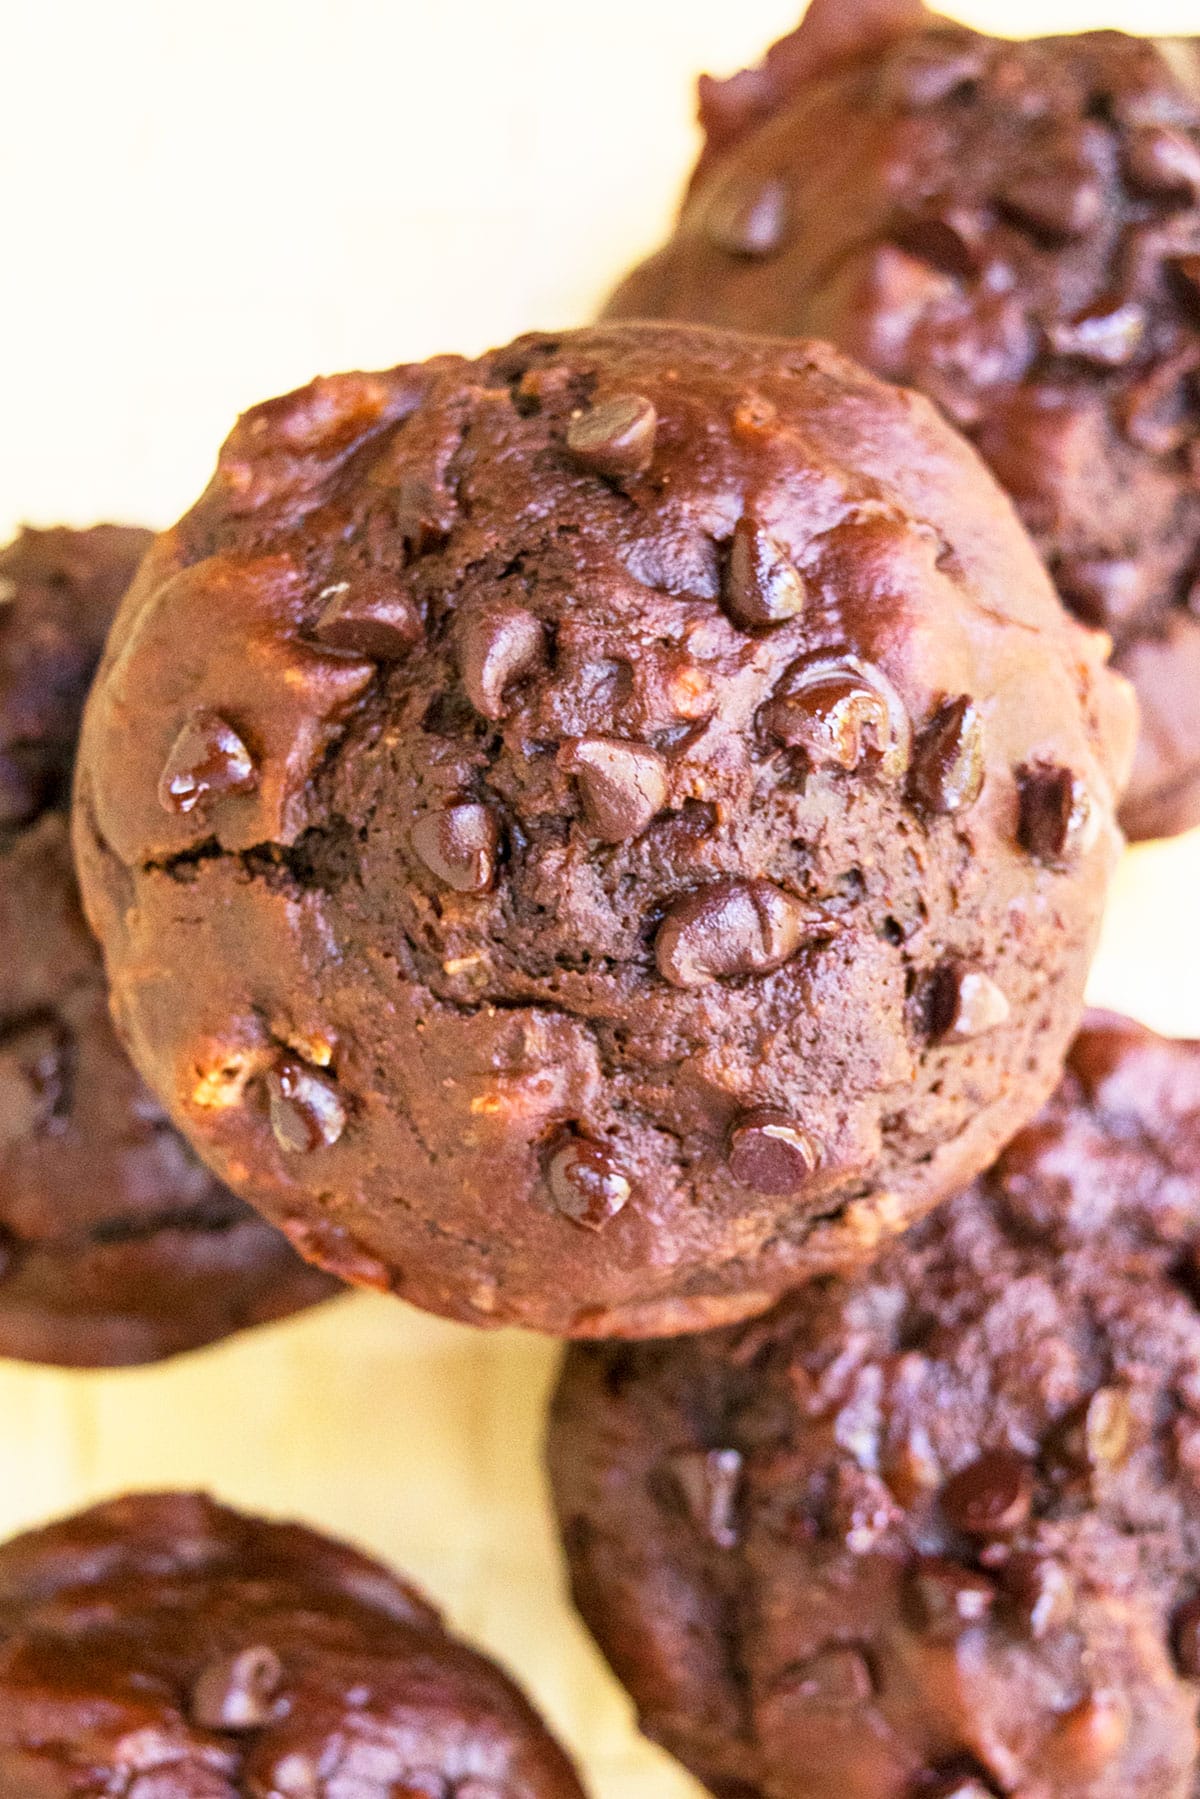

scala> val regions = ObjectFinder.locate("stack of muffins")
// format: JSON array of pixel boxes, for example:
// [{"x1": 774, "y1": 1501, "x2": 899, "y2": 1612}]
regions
[{"x1": 4, "y1": 1, "x2": 1200, "y2": 1794}]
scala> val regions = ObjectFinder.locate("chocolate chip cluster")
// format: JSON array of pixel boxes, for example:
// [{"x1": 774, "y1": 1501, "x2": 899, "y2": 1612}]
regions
[{"x1": 73, "y1": 322, "x2": 1133, "y2": 1337}]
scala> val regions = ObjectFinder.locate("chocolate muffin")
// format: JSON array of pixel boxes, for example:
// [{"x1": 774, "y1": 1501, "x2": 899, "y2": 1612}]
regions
[
  {"x1": 0, "y1": 1490, "x2": 586, "y2": 1799},
  {"x1": 549, "y1": 1013, "x2": 1200, "y2": 1799},
  {"x1": 73, "y1": 324, "x2": 1134, "y2": 1338},
  {"x1": 605, "y1": 0, "x2": 1200, "y2": 842},
  {"x1": 0, "y1": 527, "x2": 337, "y2": 1366}
]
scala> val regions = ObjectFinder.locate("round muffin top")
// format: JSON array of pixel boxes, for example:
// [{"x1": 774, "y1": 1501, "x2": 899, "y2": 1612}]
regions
[
  {"x1": 0, "y1": 527, "x2": 336, "y2": 1367},
  {"x1": 74, "y1": 323, "x2": 1134, "y2": 1338},
  {"x1": 549, "y1": 1013, "x2": 1200, "y2": 1799},
  {"x1": 605, "y1": 0, "x2": 1200, "y2": 843},
  {"x1": 0, "y1": 1491, "x2": 585, "y2": 1799}
]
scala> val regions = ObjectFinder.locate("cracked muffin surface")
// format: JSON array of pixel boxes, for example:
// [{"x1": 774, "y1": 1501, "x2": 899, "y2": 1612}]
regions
[
  {"x1": 0, "y1": 526, "x2": 337, "y2": 1367},
  {"x1": 606, "y1": 0, "x2": 1200, "y2": 843},
  {"x1": 549, "y1": 1014, "x2": 1200, "y2": 1799},
  {"x1": 0, "y1": 1491, "x2": 586, "y2": 1799},
  {"x1": 74, "y1": 323, "x2": 1134, "y2": 1337}
]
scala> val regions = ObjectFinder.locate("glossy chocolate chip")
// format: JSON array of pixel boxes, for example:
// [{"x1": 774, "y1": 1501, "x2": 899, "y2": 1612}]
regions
[
  {"x1": 457, "y1": 604, "x2": 546, "y2": 720},
  {"x1": 1047, "y1": 301, "x2": 1146, "y2": 366},
  {"x1": 727, "y1": 1109, "x2": 818, "y2": 1196},
  {"x1": 565, "y1": 394, "x2": 658, "y2": 480},
  {"x1": 1017, "y1": 763, "x2": 1092, "y2": 865},
  {"x1": 909, "y1": 695, "x2": 985, "y2": 814},
  {"x1": 940, "y1": 1449, "x2": 1033, "y2": 1537},
  {"x1": 655, "y1": 879, "x2": 832, "y2": 989},
  {"x1": 1125, "y1": 125, "x2": 1200, "y2": 198},
  {"x1": 704, "y1": 173, "x2": 790, "y2": 258},
  {"x1": 1003, "y1": 1553, "x2": 1074, "y2": 1639},
  {"x1": 191, "y1": 1646, "x2": 284, "y2": 1730},
  {"x1": 547, "y1": 1138, "x2": 631, "y2": 1230},
  {"x1": 761, "y1": 653, "x2": 911, "y2": 778},
  {"x1": 895, "y1": 210, "x2": 986, "y2": 280},
  {"x1": 928, "y1": 964, "x2": 1010, "y2": 1043},
  {"x1": 559, "y1": 738, "x2": 668, "y2": 842},
  {"x1": 669, "y1": 1447, "x2": 743, "y2": 1548},
  {"x1": 1172, "y1": 1595, "x2": 1200, "y2": 1676},
  {"x1": 157, "y1": 710, "x2": 257, "y2": 815},
  {"x1": 311, "y1": 572, "x2": 423, "y2": 660},
  {"x1": 906, "y1": 1557, "x2": 996, "y2": 1637},
  {"x1": 411, "y1": 802, "x2": 500, "y2": 893},
  {"x1": 780, "y1": 1646, "x2": 874, "y2": 1709},
  {"x1": 998, "y1": 164, "x2": 1103, "y2": 241},
  {"x1": 266, "y1": 1058, "x2": 347, "y2": 1154},
  {"x1": 724, "y1": 517, "x2": 807, "y2": 630}
]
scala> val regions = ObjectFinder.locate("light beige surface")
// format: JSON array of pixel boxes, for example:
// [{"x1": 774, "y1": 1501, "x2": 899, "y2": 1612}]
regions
[{"x1": 2, "y1": 3, "x2": 1199, "y2": 1796}]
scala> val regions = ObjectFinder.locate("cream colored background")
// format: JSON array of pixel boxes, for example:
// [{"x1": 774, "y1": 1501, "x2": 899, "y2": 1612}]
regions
[{"x1": 2, "y1": 3, "x2": 1200, "y2": 1795}]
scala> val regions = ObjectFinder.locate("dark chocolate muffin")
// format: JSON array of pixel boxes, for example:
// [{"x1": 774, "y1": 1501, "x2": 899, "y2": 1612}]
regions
[
  {"x1": 0, "y1": 527, "x2": 337, "y2": 1366},
  {"x1": 549, "y1": 1013, "x2": 1200, "y2": 1799},
  {"x1": 73, "y1": 324, "x2": 1134, "y2": 1338},
  {"x1": 0, "y1": 1491, "x2": 586, "y2": 1799},
  {"x1": 605, "y1": 0, "x2": 1200, "y2": 842}
]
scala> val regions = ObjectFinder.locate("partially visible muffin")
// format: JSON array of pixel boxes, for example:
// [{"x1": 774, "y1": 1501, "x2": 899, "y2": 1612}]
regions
[
  {"x1": 550, "y1": 1014, "x2": 1200, "y2": 1799},
  {"x1": 0, "y1": 1491, "x2": 587, "y2": 1799},
  {"x1": 606, "y1": 0, "x2": 1200, "y2": 842},
  {"x1": 73, "y1": 324, "x2": 1134, "y2": 1337},
  {"x1": 0, "y1": 527, "x2": 337, "y2": 1366}
]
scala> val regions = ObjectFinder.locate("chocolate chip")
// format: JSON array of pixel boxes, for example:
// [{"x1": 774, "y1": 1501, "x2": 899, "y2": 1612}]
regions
[
  {"x1": 761, "y1": 653, "x2": 911, "y2": 778},
  {"x1": 998, "y1": 164, "x2": 1103, "y2": 241},
  {"x1": 190, "y1": 1646, "x2": 283, "y2": 1730},
  {"x1": 157, "y1": 710, "x2": 257, "y2": 815},
  {"x1": 457, "y1": 604, "x2": 545, "y2": 720},
  {"x1": 1003, "y1": 1553, "x2": 1074, "y2": 1639},
  {"x1": 906, "y1": 1557, "x2": 996, "y2": 1637},
  {"x1": 1049, "y1": 1694, "x2": 1128, "y2": 1775},
  {"x1": 565, "y1": 394, "x2": 658, "y2": 480},
  {"x1": 724, "y1": 518, "x2": 807, "y2": 630},
  {"x1": 1173, "y1": 252, "x2": 1200, "y2": 306},
  {"x1": 940, "y1": 1449, "x2": 1033, "y2": 1537},
  {"x1": 894, "y1": 210, "x2": 986, "y2": 280},
  {"x1": 1017, "y1": 763, "x2": 1092, "y2": 865},
  {"x1": 727, "y1": 1109, "x2": 818, "y2": 1196},
  {"x1": 311, "y1": 572, "x2": 423, "y2": 660},
  {"x1": 1047, "y1": 301, "x2": 1146, "y2": 366},
  {"x1": 266, "y1": 1058, "x2": 347, "y2": 1154},
  {"x1": 1056, "y1": 556, "x2": 1150, "y2": 631},
  {"x1": 411, "y1": 802, "x2": 500, "y2": 893},
  {"x1": 1173, "y1": 1595, "x2": 1200, "y2": 1676},
  {"x1": 547, "y1": 1137, "x2": 631, "y2": 1230},
  {"x1": 1124, "y1": 125, "x2": 1200, "y2": 198},
  {"x1": 928, "y1": 964, "x2": 1010, "y2": 1043},
  {"x1": 669, "y1": 1447, "x2": 743, "y2": 1548},
  {"x1": 655, "y1": 879, "x2": 833, "y2": 989},
  {"x1": 559, "y1": 738, "x2": 668, "y2": 842},
  {"x1": 909, "y1": 695, "x2": 985, "y2": 814},
  {"x1": 704, "y1": 173, "x2": 790, "y2": 258},
  {"x1": 779, "y1": 1646, "x2": 874, "y2": 1708}
]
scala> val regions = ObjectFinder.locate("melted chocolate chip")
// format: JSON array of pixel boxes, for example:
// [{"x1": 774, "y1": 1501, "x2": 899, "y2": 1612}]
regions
[
  {"x1": 190, "y1": 1646, "x2": 284, "y2": 1730},
  {"x1": 998, "y1": 164, "x2": 1103, "y2": 241},
  {"x1": 928, "y1": 964, "x2": 1010, "y2": 1043},
  {"x1": 704, "y1": 173, "x2": 790, "y2": 258},
  {"x1": 1003, "y1": 1553, "x2": 1074, "y2": 1639},
  {"x1": 906, "y1": 1558, "x2": 996, "y2": 1637},
  {"x1": 457, "y1": 604, "x2": 545, "y2": 720},
  {"x1": 266, "y1": 1058, "x2": 347, "y2": 1154},
  {"x1": 655, "y1": 879, "x2": 832, "y2": 989},
  {"x1": 669, "y1": 1447, "x2": 743, "y2": 1548},
  {"x1": 565, "y1": 394, "x2": 658, "y2": 480},
  {"x1": 157, "y1": 710, "x2": 257, "y2": 815},
  {"x1": 761, "y1": 653, "x2": 911, "y2": 778},
  {"x1": 727, "y1": 1109, "x2": 818, "y2": 1196},
  {"x1": 547, "y1": 1138, "x2": 631, "y2": 1230},
  {"x1": 1124, "y1": 125, "x2": 1200, "y2": 199},
  {"x1": 1017, "y1": 763, "x2": 1092, "y2": 865},
  {"x1": 724, "y1": 518, "x2": 807, "y2": 630},
  {"x1": 1172, "y1": 1595, "x2": 1200, "y2": 1676},
  {"x1": 311, "y1": 572, "x2": 423, "y2": 660},
  {"x1": 1047, "y1": 301, "x2": 1146, "y2": 366},
  {"x1": 780, "y1": 1646, "x2": 874, "y2": 1708},
  {"x1": 411, "y1": 803, "x2": 500, "y2": 893},
  {"x1": 559, "y1": 738, "x2": 668, "y2": 842},
  {"x1": 940, "y1": 1449, "x2": 1033, "y2": 1537},
  {"x1": 909, "y1": 696, "x2": 985, "y2": 814}
]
